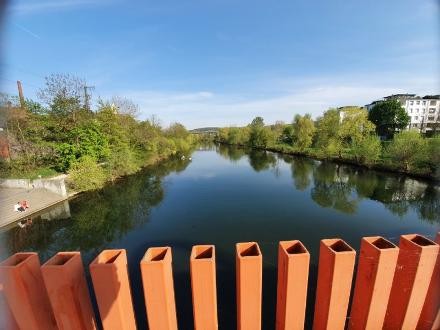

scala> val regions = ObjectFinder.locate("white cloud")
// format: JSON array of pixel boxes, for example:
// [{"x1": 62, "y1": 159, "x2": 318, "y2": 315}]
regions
[{"x1": 115, "y1": 73, "x2": 439, "y2": 129}]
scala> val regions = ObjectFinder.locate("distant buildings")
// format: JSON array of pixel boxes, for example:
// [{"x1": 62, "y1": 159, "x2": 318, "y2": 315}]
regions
[{"x1": 366, "y1": 94, "x2": 440, "y2": 133}]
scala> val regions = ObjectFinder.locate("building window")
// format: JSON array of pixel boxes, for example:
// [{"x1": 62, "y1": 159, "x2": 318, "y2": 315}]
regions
[
  {"x1": 428, "y1": 116, "x2": 435, "y2": 121},
  {"x1": 410, "y1": 109, "x2": 413, "y2": 113},
  {"x1": 423, "y1": 101, "x2": 426, "y2": 105},
  {"x1": 410, "y1": 101, "x2": 414, "y2": 105},
  {"x1": 416, "y1": 101, "x2": 420, "y2": 105},
  {"x1": 429, "y1": 108, "x2": 436, "y2": 113},
  {"x1": 430, "y1": 100, "x2": 437, "y2": 106},
  {"x1": 417, "y1": 109, "x2": 419, "y2": 113},
  {"x1": 415, "y1": 116, "x2": 418, "y2": 120}
]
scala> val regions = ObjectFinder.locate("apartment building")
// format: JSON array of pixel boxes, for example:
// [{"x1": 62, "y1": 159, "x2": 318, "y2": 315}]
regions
[{"x1": 366, "y1": 94, "x2": 440, "y2": 133}]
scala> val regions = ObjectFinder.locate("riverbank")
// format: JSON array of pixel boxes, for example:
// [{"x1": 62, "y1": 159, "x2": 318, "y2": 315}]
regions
[
  {"x1": 218, "y1": 141, "x2": 439, "y2": 182},
  {"x1": 0, "y1": 149, "x2": 194, "y2": 229},
  {"x1": 0, "y1": 187, "x2": 67, "y2": 229},
  {"x1": 66, "y1": 147, "x2": 195, "y2": 194}
]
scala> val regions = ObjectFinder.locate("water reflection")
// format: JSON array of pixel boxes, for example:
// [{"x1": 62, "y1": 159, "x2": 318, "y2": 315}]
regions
[
  {"x1": 285, "y1": 156, "x2": 440, "y2": 223},
  {"x1": 0, "y1": 157, "x2": 191, "y2": 261},
  {"x1": 2, "y1": 145, "x2": 439, "y2": 262},
  {"x1": 216, "y1": 144, "x2": 247, "y2": 162},
  {"x1": 217, "y1": 146, "x2": 440, "y2": 224}
]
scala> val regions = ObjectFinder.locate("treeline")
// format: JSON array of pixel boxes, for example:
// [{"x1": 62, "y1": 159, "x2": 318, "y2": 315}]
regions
[
  {"x1": 216, "y1": 105, "x2": 439, "y2": 179},
  {"x1": 0, "y1": 74, "x2": 197, "y2": 191}
]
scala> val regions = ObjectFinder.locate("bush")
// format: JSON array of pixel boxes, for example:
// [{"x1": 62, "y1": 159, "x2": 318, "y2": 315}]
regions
[
  {"x1": 386, "y1": 130, "x2": 428, "y2": 172},
  {"x1": 68, "y1": 156, "x2": 107, "y2": 191},
  {"x1": 106, "y1": 146, "x2": 139, "y2": 179},
  {"x1": 351, "y1": 135, "x2": 382, "y2": 166},
  {"x1": 426, "y1": 137, "x2": 440, "y2": 179}
]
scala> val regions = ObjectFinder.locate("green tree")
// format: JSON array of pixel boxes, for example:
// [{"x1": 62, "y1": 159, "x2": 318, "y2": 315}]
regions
[
  {"x1": 425, "y1": 136, "x2": 440, "y2": 179},
  {"x1": 54, "y1": 121, "x2": 110, "y2": 171},
  {"x1": 386, "y1": 130, "x2": 428, "y2": 172},
  {"x1": 339, "y1": 107, "x2": 375, "y2": 145},
  {"x1": 165, "y1": 123, "x2": 189, "y2": 139},
  {"x1": 292, "y1": 114, "x2": 315, "y2": 151},
  {"x1": 38, "y1": 74, "x2": 90, "y2": 127},
  {"x1": 248, "y1": 117, "x2": 271, "y2": 148},
  {"x1": 368, "y1": 99, "x2": 410, "y2": 138},
  {"x1": 351, "y1": 135, "x2": 382, "y2": 166},
  {"x1": 314, "y1": 108, "x2": 340, "y2": 148},
  {"x1": 68, "y1": 156, "x2": 108, "y2": 191},
  {"x1": 280, "y1": 125, "x2": 294, "y2": 144}
]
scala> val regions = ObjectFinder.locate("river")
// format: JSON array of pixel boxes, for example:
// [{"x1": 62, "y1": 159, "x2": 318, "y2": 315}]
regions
[{"x1": 1, "y1": 144, "x2": 439, "y2": 328}]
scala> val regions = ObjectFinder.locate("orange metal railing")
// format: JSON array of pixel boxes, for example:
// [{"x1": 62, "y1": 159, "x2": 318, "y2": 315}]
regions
[{"x1": 1, "y1": 233, "x2": 439, "y2": 330}]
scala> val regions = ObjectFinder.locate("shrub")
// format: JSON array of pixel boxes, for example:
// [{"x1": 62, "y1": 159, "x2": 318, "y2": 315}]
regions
[
  {"x1": 386, "y1": 130, "x2": 428, "y2": 172},
  {"x1": 351, "y1": 135, "x2": 382, "y2": 166},
  {"x1": 68, "y1": 156, "x2": 107, "y2": 191},
  {"x1": 426, "y1": 137, "x2": 440, "y2": 179},
  {"x1": 106, "y1": 146, "x2": 139, "y2": 179}
]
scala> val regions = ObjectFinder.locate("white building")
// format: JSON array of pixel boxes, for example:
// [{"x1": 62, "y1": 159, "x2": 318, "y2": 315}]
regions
[{"x1": 366, "y1": 94, "x2": 440, "y2": 133}]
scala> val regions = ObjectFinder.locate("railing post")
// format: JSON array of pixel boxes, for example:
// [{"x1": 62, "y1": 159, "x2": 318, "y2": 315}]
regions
[
  {"x1": 348, "y1": 236, "x2": 398, "y2": 330},
  {"x1": 0, "y1": 252, "x2": 56, "y2": 330},
  {"x1": 140, "y1": 246, "x2": 178, "y2": 330},
  {"x1": 0, "y1": 283, "x2": 19, "y2": 330},
  {"x1": 236, "y1": 242, "x2": 262, "y2": 330},
  {"x1": 276, "y1": 240, "x2": 310, "y2": 330},
  {"x1": 417, "y1": 232, "x2": 440, "y2": 330},
  {"x1": 190, "y1": 245, "x2": 218, "y2": 330},
  {"x1": 41, "y1": 252, "x2": 97, "y2": 330},
  {"x1": 90, "y1": 249, "x2": 137, "y2": 330},
  {"x1": 384, "y1": 234, "x2": 439, "y2": 329},
  {"x1": 313, "y1": 238, "x2": 356, "y2": 330}
]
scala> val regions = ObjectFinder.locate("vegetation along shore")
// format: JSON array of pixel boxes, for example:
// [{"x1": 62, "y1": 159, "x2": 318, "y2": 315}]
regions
[
  {"x1": 216, "y1": 104, "x2": 439, "y2": 181},
  {"x1": 0, "y1": 74, "x2": 199, "y2": 193}
]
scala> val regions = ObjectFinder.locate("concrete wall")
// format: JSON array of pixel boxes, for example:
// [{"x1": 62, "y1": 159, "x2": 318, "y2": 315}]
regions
[
  {"x1": 0, "y1": 175, "x2": 68, "y2": 197},
  {"x1": 32, "y1": 175, "x2": 68, "y2": 197},
  {"x1": 0, "y1": 179, "x2": 31, "y2": 189}
]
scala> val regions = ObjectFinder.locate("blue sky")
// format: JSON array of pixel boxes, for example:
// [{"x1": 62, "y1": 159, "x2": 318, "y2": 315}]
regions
[{"x1": 1, "y1": 0, "x2": 439, "y2": 128}]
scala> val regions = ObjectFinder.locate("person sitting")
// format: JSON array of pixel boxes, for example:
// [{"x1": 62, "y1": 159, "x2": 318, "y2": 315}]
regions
[
  {"x1": 13, "y1": 202, "x2": 25, "y2": 212},
  {"x1": 20, "y1": 200, "x2": 29, "y2": 209},
  {"x1": 13, "y1": 203, "x2": 19, "y2": 212}
]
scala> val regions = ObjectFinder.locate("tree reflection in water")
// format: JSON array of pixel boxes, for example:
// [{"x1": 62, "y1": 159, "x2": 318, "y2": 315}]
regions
[
  {"x1": 1, "y1": 157, "x2": 191, "y2": 261},
  {"x1": 283, "y1": 155, "x2": 440, "y2": 224},
  {"x1": 2, "y1": 146, "x2": 438, "y2": 262},
  {"x1": 248, "y1": 150, "x2": 277, "y2": 172}
]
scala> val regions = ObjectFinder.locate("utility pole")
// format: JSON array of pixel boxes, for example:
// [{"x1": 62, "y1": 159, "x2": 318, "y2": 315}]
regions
[
  {"x1": 83, "y1": 85, "x2": 95, "y2": 112},
  {"x1": 17, "y1": 80, "x2": 25, "y2": 109}
]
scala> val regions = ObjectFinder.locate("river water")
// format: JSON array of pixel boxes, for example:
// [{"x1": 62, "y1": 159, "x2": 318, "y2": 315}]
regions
[{"x1": 1, "y1": 144, "x2": 439, "y2": 328}]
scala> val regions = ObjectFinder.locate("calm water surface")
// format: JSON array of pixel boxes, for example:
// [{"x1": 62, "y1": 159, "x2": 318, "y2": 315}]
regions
[{"x1": 1, "y1": 145, "x2": 439, "y2": 329}]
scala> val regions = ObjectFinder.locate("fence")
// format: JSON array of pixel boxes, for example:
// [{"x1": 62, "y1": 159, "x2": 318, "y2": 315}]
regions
[{"x1": 0, "y1": 233, "x2": 439, "y2": 330}]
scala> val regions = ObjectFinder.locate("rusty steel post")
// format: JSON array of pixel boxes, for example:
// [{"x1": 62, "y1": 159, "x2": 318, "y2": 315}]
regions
[
  {"x1": 41, "y1": 252, "x2": 97, "y2": 330},
  {"x1": 348, "y1": 236, "x2": 399, "y2": 330},
  {"x1": 313, "y1": 239, "x2": 356, "y2": 330},
  {"x1": 0, "y1": 252, "x2": 56, "y2": 330},
  {"x1": 276, "y1": 240, "x2": 310, "y2": 330},
  {"x1": 90, "y1": 249, "x2": 136, "y2": 330},
  {"x1": 384, "y1": 234, "x2": 439, "y2": 329},
  {"x1": 236, "y1": 242, "x2": 263, "y2": 330},
  {"x1": 140, "y1": 247, "x2": 178, "y2": 330},
  {"x1": 190, "y1": 245, "x2": 218, "y2": 330}
]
